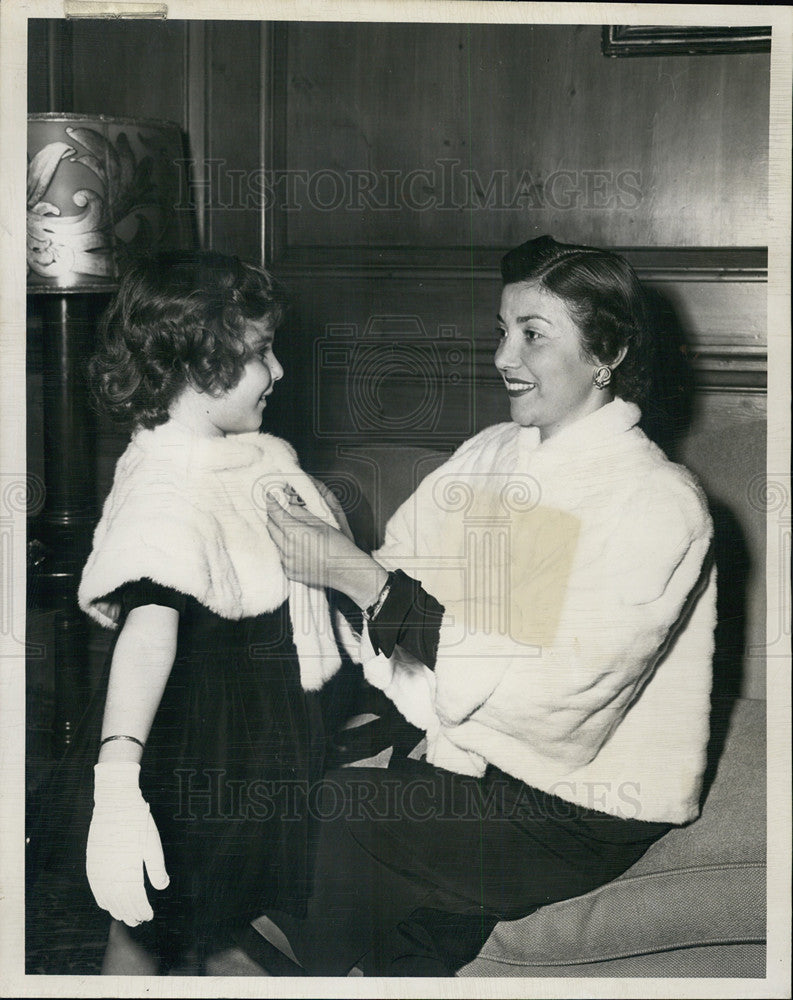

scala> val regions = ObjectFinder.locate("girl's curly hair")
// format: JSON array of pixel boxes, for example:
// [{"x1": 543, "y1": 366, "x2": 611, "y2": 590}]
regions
[
  {"x1": 90, "y1": 250, "x2": 288, "y2": 429},
  {"x1": 500, "y1": 236, "x2": 653, "y2": 405}
]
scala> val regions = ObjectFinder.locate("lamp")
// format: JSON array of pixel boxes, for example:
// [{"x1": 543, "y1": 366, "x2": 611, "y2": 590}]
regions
[
  {"x1": 27, "y1": 114, "x2": 195, "y2": 754},
  {"x1": 27, "y1": 113, "x2": 194, "y2": 290}
]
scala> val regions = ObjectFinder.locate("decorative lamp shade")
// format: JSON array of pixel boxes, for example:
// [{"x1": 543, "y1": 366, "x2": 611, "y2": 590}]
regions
[{"x1": 27, "y1": 113, "x2": 196, "y2": 292}]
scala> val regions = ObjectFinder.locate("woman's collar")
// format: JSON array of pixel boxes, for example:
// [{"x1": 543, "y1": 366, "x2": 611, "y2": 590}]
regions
[{"x1": 516, "y1": 398, "x2": 642, "y2": 457}]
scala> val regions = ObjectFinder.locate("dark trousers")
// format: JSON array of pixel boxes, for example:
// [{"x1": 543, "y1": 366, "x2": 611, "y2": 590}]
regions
[{"x1": 270, "y1": 758, "x2": 672, "y2": 976}]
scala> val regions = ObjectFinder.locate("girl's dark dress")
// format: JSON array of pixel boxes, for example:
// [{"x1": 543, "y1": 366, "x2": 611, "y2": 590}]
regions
[{"x1": 29, "y1": 577, "x2": 326, "y2": 967}]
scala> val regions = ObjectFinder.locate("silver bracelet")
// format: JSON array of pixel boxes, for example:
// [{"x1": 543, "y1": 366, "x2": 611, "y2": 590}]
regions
[
  {"x1": 363, "y1": 573, "x2": 394, "y2": 622},
  {"x1": 99, "y1": 734, "x2": 145, "y2": 749}
]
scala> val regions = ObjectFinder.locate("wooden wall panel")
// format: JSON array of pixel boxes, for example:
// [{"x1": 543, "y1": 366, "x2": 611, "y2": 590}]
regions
[
  {"x1": 202, "y1": 21, "x2": 263, "y2": 259},
  {"x1": 282, "y1": 22, "x2": 769, "y2": 250},
  {"x1": 70, "y1": 20, "x2": 189, "y2": 125},
  {"x1": 60, "y1": 20, "x2": 264, "y2": 261}
]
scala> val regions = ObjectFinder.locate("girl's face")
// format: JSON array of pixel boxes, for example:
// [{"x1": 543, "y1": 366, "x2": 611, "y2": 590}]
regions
[
  {"x1": 495, "y1": 281, "x2": 611, "y2": 441},
  {"x1": 210, "y1": 318, "x2": 284, "y2": 435},
  {"x1": 174, "y1": 319, "x2": 284, "y2": 437}
]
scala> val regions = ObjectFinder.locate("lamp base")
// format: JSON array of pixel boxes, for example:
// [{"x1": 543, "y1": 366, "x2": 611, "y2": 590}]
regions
[{"x1": 28, "y1": 292, "x2": 104, "y2": 756}]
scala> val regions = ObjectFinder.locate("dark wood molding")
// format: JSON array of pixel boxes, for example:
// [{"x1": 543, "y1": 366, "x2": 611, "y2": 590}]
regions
[
  {"x1": 685, "y1": 349, "x2": 768, "y2": 392},
  {"x1": 270, "y1": 245, "x2": 768, "y2": 283},
  {"x1": 472, "y1": 345, "x2": 767, "y2": 394},
  {"x1": 262, "y1": 20, "x2": 288, "y2": 269},
  {"x1": 602, "y1": 25, "x2": 772, "y2": 57},
  {"x1": 47, "y1": 19, "x2": 74, "y2": 111},
  {"x1": 261, "y1": 20, "x2": 272, "y2": 264},
  {"x1": 185, "y1": 21, "x2": 209, "y2": 249}
]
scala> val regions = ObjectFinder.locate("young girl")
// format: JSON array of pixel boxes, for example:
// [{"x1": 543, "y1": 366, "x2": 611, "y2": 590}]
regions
[{"x1": 62, "y1": 251, "x2": 352, "y2": 973}]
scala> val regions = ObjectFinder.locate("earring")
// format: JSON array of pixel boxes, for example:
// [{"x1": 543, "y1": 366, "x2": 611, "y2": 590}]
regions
[{"x1": 592, "y1": 365, "x2": 612, "y2": 390}]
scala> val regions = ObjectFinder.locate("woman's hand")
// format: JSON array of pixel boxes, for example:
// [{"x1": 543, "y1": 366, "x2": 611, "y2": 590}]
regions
[
  {"x1": 266, "y1": 490, "x2": 388, "y2": 608},
  {"x1": 306, "y1": 474, "x2": 355, "y2": 541}
]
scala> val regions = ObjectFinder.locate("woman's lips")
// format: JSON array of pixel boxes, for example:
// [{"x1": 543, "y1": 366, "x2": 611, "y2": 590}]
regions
[{"x1": 504, "y1": 379, "x2": 536, "y2": 397}]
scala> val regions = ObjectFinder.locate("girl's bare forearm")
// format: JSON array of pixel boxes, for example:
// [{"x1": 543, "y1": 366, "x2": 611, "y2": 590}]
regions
[{"x1": 98, "y1": 604, "x2": 180, "y2": 763}]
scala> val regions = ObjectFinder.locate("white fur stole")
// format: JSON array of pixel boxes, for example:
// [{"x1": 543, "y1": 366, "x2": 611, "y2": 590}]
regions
[{"x1": 78, "y1": 421, "x2": 355, "y2": 691}]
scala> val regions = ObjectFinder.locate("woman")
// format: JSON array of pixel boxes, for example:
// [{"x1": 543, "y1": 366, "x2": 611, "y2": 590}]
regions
[{"x1": 263, "y1": 236, "x2": 716, "y2": 976}]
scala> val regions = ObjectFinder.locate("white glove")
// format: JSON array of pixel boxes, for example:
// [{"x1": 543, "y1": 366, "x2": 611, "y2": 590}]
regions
[{"x1": 86, "y1": 760, "x2": 170, "y2": 926}]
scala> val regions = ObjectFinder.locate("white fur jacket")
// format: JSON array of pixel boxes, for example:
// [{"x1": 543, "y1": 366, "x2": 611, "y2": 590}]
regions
[
  {"x1": 78, "y1": 420, "x2": 352, "y2": 692},
  {"x1": 363, "y1": 399, "x2": 716, "y2": 824}
]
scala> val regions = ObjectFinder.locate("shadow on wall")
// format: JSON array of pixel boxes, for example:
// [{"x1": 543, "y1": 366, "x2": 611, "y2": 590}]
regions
[
  {"x1": 641, "y1": 287, "x2": 754, "y2": 705},
  {"x1": 640, "y1": 288, "x2": 759, "y2": 803},
  {"x1": 640, "y1": 288, "x2": 698, "y2": 458}
]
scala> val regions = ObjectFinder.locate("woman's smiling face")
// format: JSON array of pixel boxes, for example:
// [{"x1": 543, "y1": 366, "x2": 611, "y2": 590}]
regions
[{"x1": 495, "y1": 281, "x2": 612, "y2": 440}]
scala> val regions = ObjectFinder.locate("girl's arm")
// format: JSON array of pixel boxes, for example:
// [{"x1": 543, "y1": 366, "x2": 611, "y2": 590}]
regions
[
  {"x1": 98, "y1": 603, "x2": 179, "y2": 761},
  {"x1": 86, "y1": 603, "x2": 179, "y2": 926}
]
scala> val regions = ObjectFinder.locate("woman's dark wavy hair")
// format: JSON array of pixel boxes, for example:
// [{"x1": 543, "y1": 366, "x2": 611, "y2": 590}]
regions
[
  {"x1": 90, "y1": 250, "x2": 288, "y2": 428},
  {"x1": 500, "y1": 236, "x2": 653, "y2": 405}
]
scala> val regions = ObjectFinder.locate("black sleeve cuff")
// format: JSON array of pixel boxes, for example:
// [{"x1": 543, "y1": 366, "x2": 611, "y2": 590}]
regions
[
  {"x1": 118, "y1": 578, "x2": 188, "y2": 617},
  {"x1": 367, "y1": 569, "x2": 445, "y2": 670}
]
